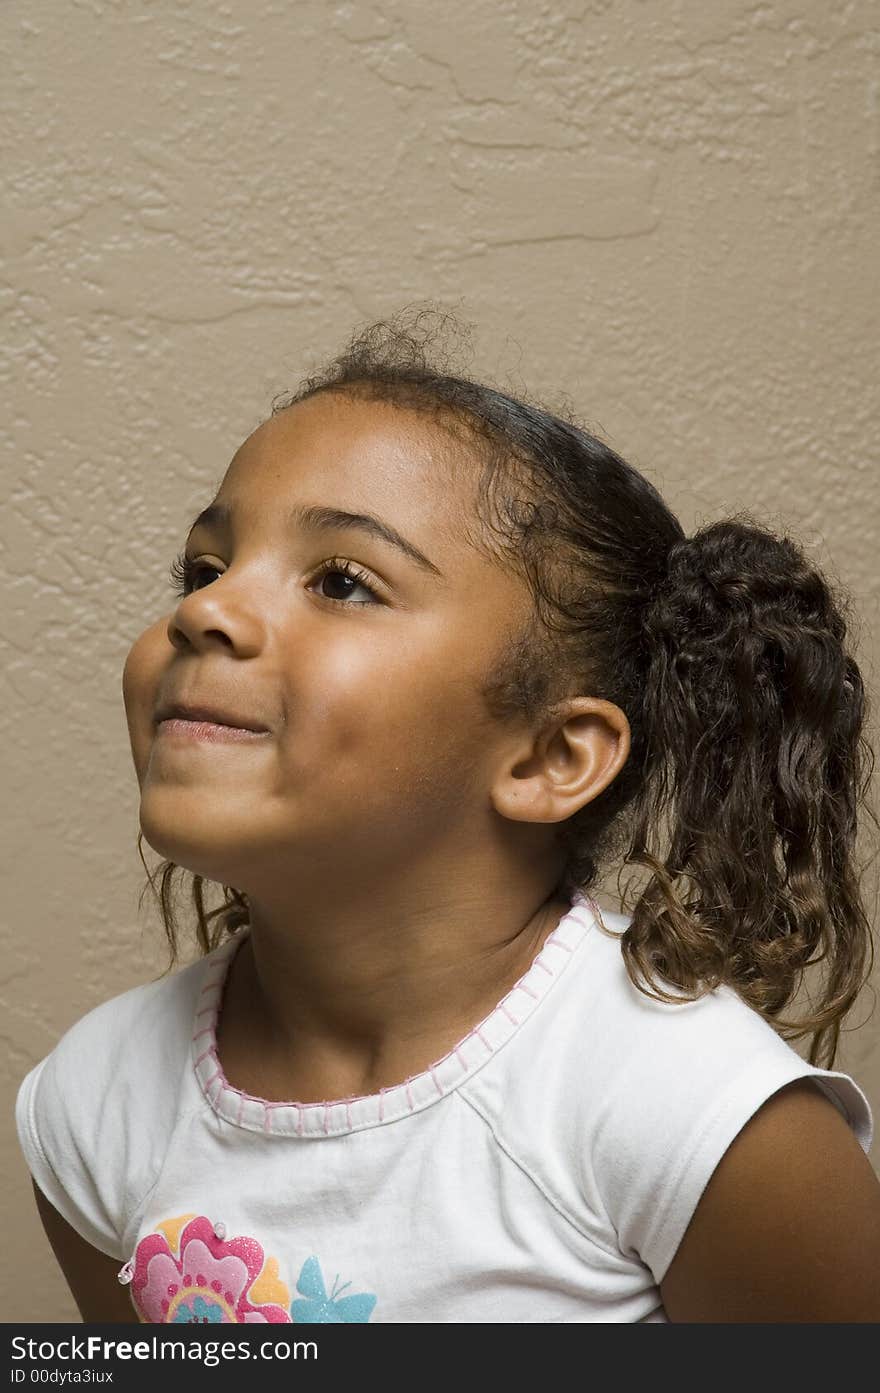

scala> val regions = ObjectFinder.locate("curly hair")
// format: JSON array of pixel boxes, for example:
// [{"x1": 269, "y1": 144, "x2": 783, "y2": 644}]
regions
[{"x1": 139, "y1": 304, "x2": 878, "y2": 1070}]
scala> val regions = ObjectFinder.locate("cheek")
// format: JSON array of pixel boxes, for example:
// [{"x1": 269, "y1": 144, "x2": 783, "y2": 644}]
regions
[
  {"x1": 301, "y1": 633, "x2": 465, "y2": 742},
  {"x1": 296, "y1": 640, "x2": 494, "y2": 808},
  {"x1": 122, "y1": 621, "x2": 169, "y2": 776}
]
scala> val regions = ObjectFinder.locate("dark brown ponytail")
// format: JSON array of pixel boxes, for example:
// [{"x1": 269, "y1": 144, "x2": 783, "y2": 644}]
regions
[{"x1": 612, "y1": 520, "x2": 876, "y2": 1068}]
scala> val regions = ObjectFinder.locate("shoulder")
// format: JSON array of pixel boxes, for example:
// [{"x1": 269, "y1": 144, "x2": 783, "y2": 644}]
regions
[
  {"x1": 14, "y1": 942, "x2": 222, "y2": 1258},
  {"x1": 578, "y1": 906, "x2": 872, "y2": 1145},
  {"x1": 581, "y1": 910, "x2": 873, "y2": 1281},
  {"x1": 466, "y1": 902, "x2": 870, "y2": 1143},
  {"x1": 463, "y1": 902, "x2": 874, "y2": 1281},
  {"x1": 22, "y1": 946, "x2": 208, "y2": 1111}
]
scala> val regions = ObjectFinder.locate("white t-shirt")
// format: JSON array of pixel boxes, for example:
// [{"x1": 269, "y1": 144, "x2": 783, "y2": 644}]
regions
[{"x1": 15, "y1": 891, "x2": 874, "y2": 1324}]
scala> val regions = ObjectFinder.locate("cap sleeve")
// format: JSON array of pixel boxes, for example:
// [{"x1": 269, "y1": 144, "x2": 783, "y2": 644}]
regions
[
  {"x1": 590, "y1": 988, "x2": 874, "y2": 1285},
  {"x1": 15, "y1": 962, "x2": 206, "y2": 1262},
  {"x1": 16, "y1": 1046, "x2": 126, "y2": 1259}
]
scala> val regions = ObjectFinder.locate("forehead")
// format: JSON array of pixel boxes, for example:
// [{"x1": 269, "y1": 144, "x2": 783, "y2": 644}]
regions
[{"x1": 222, "y1": 391, "x2": 474, "y2": 551}]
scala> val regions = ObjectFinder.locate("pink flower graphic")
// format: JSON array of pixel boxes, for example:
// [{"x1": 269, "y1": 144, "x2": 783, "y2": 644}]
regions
[{"x1": 130, "y1": 1216, "x2": 291, "y2": 1323}]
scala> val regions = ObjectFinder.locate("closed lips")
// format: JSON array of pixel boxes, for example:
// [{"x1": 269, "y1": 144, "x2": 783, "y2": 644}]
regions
[{"x1": 156, "y1": 702, "x2": 269, "y2": 732}]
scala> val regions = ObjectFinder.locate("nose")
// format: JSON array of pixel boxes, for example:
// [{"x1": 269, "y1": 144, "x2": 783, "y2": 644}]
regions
[{"x1": 167, "y1": 582, "x2": 265, "y2": 659}]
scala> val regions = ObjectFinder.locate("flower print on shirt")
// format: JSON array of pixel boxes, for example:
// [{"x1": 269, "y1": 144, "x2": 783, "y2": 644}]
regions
[{"x1": 127, "y1": 1215, "x2": 291, "y2": 1323}]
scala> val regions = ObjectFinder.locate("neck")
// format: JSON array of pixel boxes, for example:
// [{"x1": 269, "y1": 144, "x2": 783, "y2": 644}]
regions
[{"x1": 217, "y1": 867, "x2": 573, "y2": 1104}]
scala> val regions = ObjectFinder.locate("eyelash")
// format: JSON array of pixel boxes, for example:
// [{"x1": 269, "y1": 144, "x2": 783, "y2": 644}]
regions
[{"x1": 167, "y1": 552, "x2": 383, "y2": 606}]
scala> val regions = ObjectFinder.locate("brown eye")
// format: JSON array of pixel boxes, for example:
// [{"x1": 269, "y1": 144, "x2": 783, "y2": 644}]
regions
[
  {"x1": 168, "y1": 554, "x2": 220, "y2": 597},
  {"x1": 309, "y1": 558, "x2": 382, "y2": 606}
]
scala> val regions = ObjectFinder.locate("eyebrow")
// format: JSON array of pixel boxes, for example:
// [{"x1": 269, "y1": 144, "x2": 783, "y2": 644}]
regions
[{"x1": 186, "y1": 500, "x2": 444, "y2": 579}]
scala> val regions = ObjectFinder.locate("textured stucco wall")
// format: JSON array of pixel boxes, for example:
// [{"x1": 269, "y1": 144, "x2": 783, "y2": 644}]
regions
[{"x1": 3, "y1": 1, "x2": 878, "y2": 1322}]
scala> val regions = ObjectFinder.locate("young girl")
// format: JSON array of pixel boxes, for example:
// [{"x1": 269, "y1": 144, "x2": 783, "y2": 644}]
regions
[{"x1": 16, "y1": 312, "x2": 880, "y2": 1323}]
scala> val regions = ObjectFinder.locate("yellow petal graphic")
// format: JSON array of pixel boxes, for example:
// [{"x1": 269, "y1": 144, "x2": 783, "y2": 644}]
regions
[
  {"x1": 249, "y1": 1255, "x2": 290, "y2": 1309},
  {"x1": 155, "y1": 1213, "x2": 197, "y2": 1255}
]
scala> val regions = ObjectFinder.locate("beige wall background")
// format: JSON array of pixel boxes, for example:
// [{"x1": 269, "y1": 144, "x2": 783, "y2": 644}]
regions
[{"x1": 3, "y1": 0, "x2": 878, "y2": 1321}]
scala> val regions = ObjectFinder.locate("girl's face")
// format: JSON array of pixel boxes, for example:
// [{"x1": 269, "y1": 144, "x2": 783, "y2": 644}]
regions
[{"x1": 123, "y1": 391, "x2": 541, "y2": 896}]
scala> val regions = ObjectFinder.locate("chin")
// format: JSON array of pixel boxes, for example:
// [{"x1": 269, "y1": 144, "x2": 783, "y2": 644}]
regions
[{"x1": 137, "y1": 810, "x2": 237, "y2": 886}]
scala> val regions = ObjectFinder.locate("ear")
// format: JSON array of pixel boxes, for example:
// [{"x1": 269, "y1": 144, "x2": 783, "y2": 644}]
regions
[{"x1": 489, "y1": 698, "x2": 631, "y2": 825}]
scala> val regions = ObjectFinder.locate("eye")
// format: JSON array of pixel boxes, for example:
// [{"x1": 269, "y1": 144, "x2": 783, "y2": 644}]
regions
[
  {"x1": 168, "y1": 553, "x2": 220, "y2": 597},
  {"x1": 168, "y1": 553, "x2": 383, "y2": 606},
  {"x1": 309, "y1": 557, "x2": 382, "y2": 606}
]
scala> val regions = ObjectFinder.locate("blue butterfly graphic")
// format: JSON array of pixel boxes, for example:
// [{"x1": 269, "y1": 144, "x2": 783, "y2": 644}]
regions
[{"x1": 290, "y1": 1255, "x2": 377, "y2": 1323}]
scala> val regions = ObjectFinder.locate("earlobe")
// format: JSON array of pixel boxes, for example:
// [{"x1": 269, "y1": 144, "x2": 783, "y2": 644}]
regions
[{"x1": 490, "y1": 699, "x2": 631, "y2": 826}]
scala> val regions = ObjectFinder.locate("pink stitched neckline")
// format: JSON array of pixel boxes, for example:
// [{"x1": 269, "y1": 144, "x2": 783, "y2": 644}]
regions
[{"x1": 191, "y1": 891, "x2": 600, "y2": 1139}]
